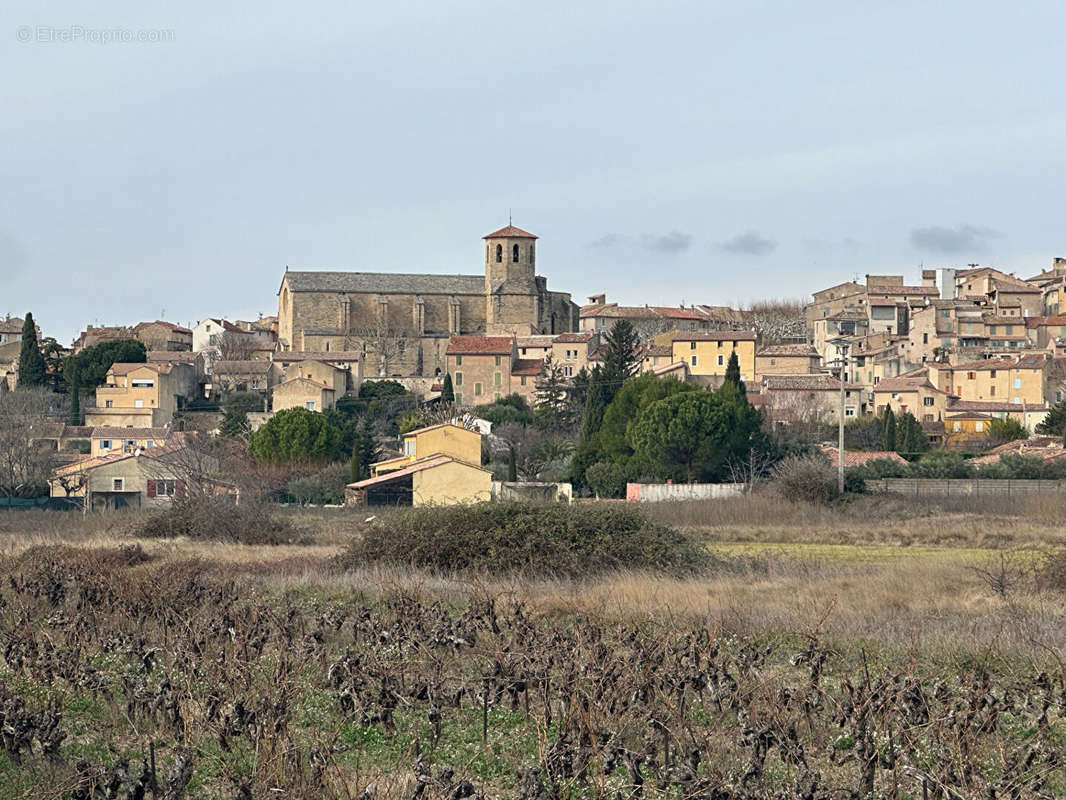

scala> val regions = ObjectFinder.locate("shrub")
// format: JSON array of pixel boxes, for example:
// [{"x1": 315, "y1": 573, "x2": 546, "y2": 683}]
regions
[
  {"x1": 850, "y1": 457, "x2": 908, "y2": 480},
  {"x1": 909, "y1": 451, "x2": 974, "y2": 479},
  {"x1": 285, "y1": 463, "x2": 349, "y2": 505},
  {"x1": 585, "y1": 461, "x2": 629, "y2": 499},
  {"x1": 134, "y1": 497, "x2": 309, "y2": 545},
  {"x1": 773, "y1": 454, "x2": 839, "y2": 504},
  {"x1": 335, "y1": 502, "x2": 709, "y2": 577}
]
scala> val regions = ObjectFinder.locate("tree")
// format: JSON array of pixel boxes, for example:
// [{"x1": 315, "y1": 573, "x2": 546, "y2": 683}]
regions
[
  {"x1": 896, "y1": 412, "x2": 928, "y2": 455},
  {"x1": 724, "y1": 351, "x2": 745, "y2": 396},
  {"x1": 218, "y1": 406, "x2": 252, "y2": 439},
  {"x1": 745, "y1": 299, "x2": 806, "y2": 345},
  {"x1": 215, "y1": 330, "x2": 258, "y2": 360},
  {"x1": 17, "y1": 313, "x2": 47, "y2": 388},
  {"x1": 507, "y1": 446, "x2": 518, "y2": 482},
  {"x1": 39, "y1": 337, "x2": 66, "y2": 391},
  {"x1": 598, "y1": 374, "x2": 696, "y2": 463},
  {"x1": 68, "y1": 372, "x2": 81, "y2": 425},
  {"x1": 1036, "y1": 401, "x2": 1066, "y2": 436},
  {"x1": 226, "y1": 391, "x2": 265, "y2": 414},
  {"x1": 534, "y1": 353, "x2": 572, "y2": 430},
  {"x1": 600, "y1": 319, "x2": 640, "y2": 403},
  {"x1": 630, "y1": 384, "x2": 764, "y2": 483},
  {"x1": 440, "y1": 373, "x2": 455, "y2": 404},
  {"x1": 0, "y1": 388, "x2": 68, "y2": 497},
  {"x1": 64, "y1": 339, "x2": 146, "y2": 391},
  {"x1": 349, "y1": 420, "x2": 380, "y2": 481},
  {"x1": 249, "y1": 407, "x2": 344, "y2": 464},
  {"x1": 880, "y1": 408, "x2": 897, "y2": 452},
  {"x1": 987, "y1": 417, "x2": 1029, "y2": 445},
  {"x1": 352, "y1": 321, "x2": 411, "y2": 377}
]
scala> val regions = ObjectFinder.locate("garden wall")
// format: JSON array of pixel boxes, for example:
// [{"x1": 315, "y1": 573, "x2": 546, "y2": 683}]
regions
[
  {"x1": 867, "y1": 478, "x2": 1066, "y2": 496},
  {"x1": 626, "y1": 482, "x2": 745, "y2": 502}
]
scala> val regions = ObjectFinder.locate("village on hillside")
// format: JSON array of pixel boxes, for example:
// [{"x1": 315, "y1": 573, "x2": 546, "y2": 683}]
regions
[{"x1": 5, "y1": 224, "x2": 1066, "y2": 510}]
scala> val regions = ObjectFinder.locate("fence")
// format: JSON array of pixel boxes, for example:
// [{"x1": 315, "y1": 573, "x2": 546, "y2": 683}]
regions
[
  {"x1": 866, "y1": 478, "x2": 1066, "y2": 496},
  {"x1": 626, "y1": 482, "x2": 745, "y2": 502}
]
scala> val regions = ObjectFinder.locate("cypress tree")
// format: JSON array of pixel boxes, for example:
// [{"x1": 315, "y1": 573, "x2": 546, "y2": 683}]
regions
[
  {"x1": 441, "y1": 373, "x2": 454, "y2": 403},
  {"x1": 69, "y1": 373, "x2": 81, "y2": 425},
  {"x1": 881, "y1": 407, "x2": 897, "y2": 452},
  {"x1": 724, "y1": 351, "x2": 746, "y2": 396},
  {"x1": 17, "y1": 313, "x2": 47, "y2": 387},
  {"x1": 601, "y1": 319, "x2": 640, "y2": 403},
  {"x1": 507, "y1": 446, "x2": 518, "y2": 482},
  {"x1": 350, "y1": 446, "x2": 362, "y2": 483},
  {"x1": 580, "y1": 366, "x2": 608, "y2": 442}
]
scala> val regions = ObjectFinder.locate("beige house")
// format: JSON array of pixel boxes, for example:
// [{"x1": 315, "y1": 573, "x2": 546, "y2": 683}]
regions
[
  {"x1": 550, "y1": 331, "x2": 599, "y2": 379},
  {"x1": 212, "y1": 360, "x2": 275, "y2": 396},
  {"x1": 446, "y1": 336, "x2": 538, "y2": 406},
  {"x1": 927, "y1": 354, "x2": 1048, "y2": 406},
  {"x1": 86, "y1": 362, "x2": 197, "y2": 427},
  {"x1": 134, "y1": 321, "x2": 192, "y2": 351},
  {"x1": 272, "y1": 376, "x2": 335, "y2": 413},
  {"x1": 90, "y1": 426, "x2": 173, "y2": 456},
  {"x1": 870, "y1": 370, "x2": 953, "y2": 422},
  {"x1": 48, "y1": 447, "x2": 219, "y2": 511},
  {"x1": 761, "y1": 374, "x2": 866, "y2": 424},
  {"x1": 347, "y1": 423, "x2": 491, "y2": 507},
  {"x1": 668, "y1": 331, "x2": 757, "y2": 384},
  {"x1": 754, "y1": 343, "x2": 821, "y2": 381}
]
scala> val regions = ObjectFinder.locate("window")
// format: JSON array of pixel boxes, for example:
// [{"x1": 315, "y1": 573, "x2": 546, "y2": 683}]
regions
[
  {"x1": 923, "y1": 414, "x2": 934, "y2": 422},
  {"x1": 989, "y1": 326, "x2": 998, "y2": 335},
  {"x1": 134, "y1": 400, "x2": 144, "y2": 408},
  {"x1": 769, "y1": 358, "x2": 776, "y2": 366},
  {"x1": 495, "y1": 392, "x2": 502, "y2": 401},
  {"x1": 512, "y1": 244, "x2": 519, "y2": 263},
  {"x1": 975, "y1": 421, "x2": 984, "y2": 432},
  {"x1": 690, "y1": 341, "x2": 696, "y2": 350},
  {"x1": 564, "y1": 366, "x2": 573, "y2": 377},
  {"x1": 455, "y1": 372, "x2": 463, "y2": 386},
  {"x1": 209, "y1": 334, "x2": 217, "y2": 346},
  {"x1": 521, "y1": 348, "x2": 527, "y2": 355},
  {"x1": 494, "y1": 355, "x2": 501, "y2": 366},
  {"x1": 923, "y1": 397, "x2": 934, "y2": 406},
  {"x1": 455, "y1": 355, "x2": 462, "y2": 366},
  {"x1": 520, "y1": 376, "x2": 526, "y2": 386},
  {"x1": 474, "y1": 382, "x2": 483, "y2": 397},
  {"x1": 990, "y1": 370, "x2": 997, "y2": 378},
  {"x1": 1013, "y1": 377, "x2": 1021, "y2": 389},
  {"x1": 1012, "y1": 397, "x2": 1021, "y2": 404},
  {"x1": 922, "y1": 333, "x2": 928, "y2": 344},
  {"x1": 967, "y1": 372, "x2": 976, "y2": 380},
  {"x1": 844, "y1": 407, "x2": 856, "y2": 417},
  {"x1": 529, "y1": 245, "x2": 535, "y2": 264},
  {"x1": 495, "y1": 244, "x2": 502, "y2": 263},
  {"x1": 131, "y1": 379, "x2": 154, "y2": 388},
  {"x1": 105, "y1": 400, "x2": 113, "y2": 408},
  {"x1": 953, "y1": 421, "x2": 961, "y2": 432},
  {"x1": 717, "y1": 355, "x2": 724, "y2": 366},
  {"x1": 455, "y1": 393, "x2": 462, "y2": 404},
  {"x1": 100, "y1": 440, "x2": 112, "y2": 450},
  {"x1": 112, "y1": 478, "x2": 124, "y2": 491},
  {"x1": 691, "y1": 355, "x2": 697, "y2": 366},
  {"x1": 494, "y1": 372, "x2": 501, "y2": 387},
  {"x1": 1005, "y1": 325, "x2": 1013, "y2": 335},
  {"x1": 146, "y1": 440, "x2": 154, "y2": 448},
  {"x1": 306, "y1": 401, "x2": 315, "y2": 411}
]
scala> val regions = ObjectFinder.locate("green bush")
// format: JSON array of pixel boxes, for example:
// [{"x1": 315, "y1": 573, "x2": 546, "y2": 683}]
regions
[
  {"x1": 908, "y1": 451, "x2": 974, "y2": 479},
  {"x1": 335, "y1": 502, "x2": 709, "y2": 577},
  {"x1": 285, "y1": 463, "x2": 350, "y2": 505},
  {"x1": 585, "y1": 461, "x2": 629, "y2": 498}
]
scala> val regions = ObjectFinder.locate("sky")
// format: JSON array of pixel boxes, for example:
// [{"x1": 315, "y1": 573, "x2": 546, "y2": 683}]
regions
[{"x1": 3, "y1": 0, "x2": 1066, "y2": 344}]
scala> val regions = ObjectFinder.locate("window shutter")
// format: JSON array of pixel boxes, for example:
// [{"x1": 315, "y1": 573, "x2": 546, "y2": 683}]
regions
[{"x1": 146, "y1": 480, "x2": 156, "y2": 498}]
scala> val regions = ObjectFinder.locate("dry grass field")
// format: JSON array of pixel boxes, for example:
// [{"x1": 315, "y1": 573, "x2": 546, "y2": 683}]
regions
[{"x1": 0, "y1": 494, "x2": 1064, "y2": 797}]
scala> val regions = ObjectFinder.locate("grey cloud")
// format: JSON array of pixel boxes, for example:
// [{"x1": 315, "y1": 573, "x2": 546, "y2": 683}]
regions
[
  {"x1": 586, "y1": 231, "x2": 693, "y2": 254},
  {"x1": 639, "y1": 231, "x2": 692, "y2": 253},
  {"x1": 909, "y1": 224, "x2": 1002, "y2": 253},
  {"x1": 586, "y1": 233, "x2": 625, "y2": 248},
  {"x1": 717, "y1": 231, "x2": 777, "y2": 256}
]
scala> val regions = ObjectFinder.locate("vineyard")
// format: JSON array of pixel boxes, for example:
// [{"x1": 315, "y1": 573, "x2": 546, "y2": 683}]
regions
[{"x1": 0, "y1": 533, "x2": 1064, "y2": 799}]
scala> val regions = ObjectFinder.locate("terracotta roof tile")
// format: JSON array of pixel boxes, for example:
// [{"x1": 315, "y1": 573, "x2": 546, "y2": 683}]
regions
[
  {"x1": 763, "y1": 375, "x2": 862, "y2": 391},
  {"x1": 820, "y1": 446, "x2": 907, "y2": 467},
  {"x1": 482, "y1": 225, "x2": 537, "y2": 239},
  {"x1": 671, "y1": 331, "x2": 757, "y2": 342},
  {"x1": 511, "y1": 358, "x2": 543, "y2": 376}
]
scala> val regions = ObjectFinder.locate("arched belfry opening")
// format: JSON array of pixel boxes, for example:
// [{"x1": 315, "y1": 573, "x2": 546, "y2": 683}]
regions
[{"x1": 495, "y1": 244, "x2": 503, "y2": 263}]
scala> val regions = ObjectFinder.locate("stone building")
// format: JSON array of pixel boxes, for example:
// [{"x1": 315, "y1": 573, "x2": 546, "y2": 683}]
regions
[{"x1": 277, "y1": 224, "x2": 578, "y2": 378}]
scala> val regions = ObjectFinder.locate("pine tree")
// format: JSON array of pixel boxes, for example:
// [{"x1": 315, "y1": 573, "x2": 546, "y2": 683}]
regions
[
  {"x1": 17, "y1": 313, "x2": 47, "y2": 387},
  {"x1": 881, "y1": 407, "x2": 897, "y2": 452},
  {"x1": 580, "y1": 366, "x2": 608, "y2": 442},
  {"x1": 724, "y1": 351, "x2": 746, "y2": 396},
  {"x1": 440, "y1": 373, "x2": 455, "y2": 404},
  {"x1": 534, "y1": 353, "x2": 570, "y2": 430}
]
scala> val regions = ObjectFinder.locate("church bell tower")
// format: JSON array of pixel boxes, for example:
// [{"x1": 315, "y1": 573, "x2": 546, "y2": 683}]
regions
[{"x1": 483, "y1": 223, "x2": 540, "y2": 335}]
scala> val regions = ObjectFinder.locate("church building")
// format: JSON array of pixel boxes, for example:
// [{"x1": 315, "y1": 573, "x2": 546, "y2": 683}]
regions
[{"x1": 277, "y1": 224, "x2": 578, "y2": 377}]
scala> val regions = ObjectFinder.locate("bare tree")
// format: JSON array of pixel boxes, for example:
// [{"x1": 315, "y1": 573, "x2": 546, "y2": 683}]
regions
[
  {"x1": 350, "y1": 322, "x2": 412, "y2": 377},
  {"x1": 402, "y1": 403, "x2": 482, "y2": 433},
  {"x1": 493, "y1": 423, "x2": 574, "y2": 481},
  {"x1": 746, "y1": 299, "x2": 807, "y2": 344},
  {"x1": 0, "y1": 388, "x2": 69, "y2": 497},
  {"x1": 727, "y1": 448, "x2": 778, "y2": 492},
  {"x1": 215, "y1": 330, "x2": 259, "y2": 361}
]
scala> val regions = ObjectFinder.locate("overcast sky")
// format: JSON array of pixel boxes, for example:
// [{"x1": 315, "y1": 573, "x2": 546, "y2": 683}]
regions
[{"x1": 4, "y1": 0, "x2": 1065, "y2": 343}]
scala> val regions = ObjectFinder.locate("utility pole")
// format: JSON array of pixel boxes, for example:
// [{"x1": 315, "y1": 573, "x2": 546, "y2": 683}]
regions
[{"x1": 829, "y1": 337, "x2": 850, "y2": 495}]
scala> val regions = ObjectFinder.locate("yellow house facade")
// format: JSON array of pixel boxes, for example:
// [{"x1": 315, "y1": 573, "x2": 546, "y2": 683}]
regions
[
  {"x1": 373, "y1": 423, "x2": 482, "y2": 476},
  {"x1": 927, "y1": 355, "x2": 1047, "y2": 406},
  {"x1": 272, "y1": 377, "x2": 335, "y2": 412},
  {"x1": 87, "y1": 363, "x2": 194, "y2": 427},
  {"x1": 668, "y1": 331, "x2": 757, "y2": 382}
]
